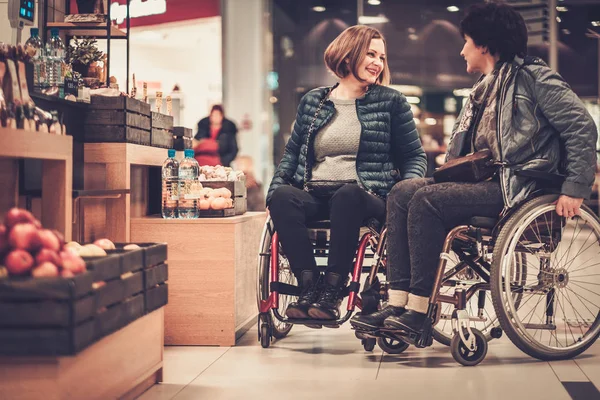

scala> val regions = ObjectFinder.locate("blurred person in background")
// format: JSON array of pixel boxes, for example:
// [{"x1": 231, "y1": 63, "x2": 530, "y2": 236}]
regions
[
  {"x1": 194, "y1": 104, "x2": 239, "y2": 167},
  {"x1": 233, "y1": 155, "x2": 266, "y2": 212}
]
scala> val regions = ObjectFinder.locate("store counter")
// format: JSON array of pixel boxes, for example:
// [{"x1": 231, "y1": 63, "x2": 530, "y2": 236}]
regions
[{"x1": 130, "y1": 212, "x2": 266, "y2": 346}]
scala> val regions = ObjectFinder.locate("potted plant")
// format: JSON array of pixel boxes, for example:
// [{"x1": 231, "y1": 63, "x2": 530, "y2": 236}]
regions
[{"x1": 66, "y1": 37, "x2": 104, "y2": 78}]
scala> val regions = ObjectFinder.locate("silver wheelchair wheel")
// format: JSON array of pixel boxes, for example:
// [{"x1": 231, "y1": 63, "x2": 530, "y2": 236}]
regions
[
  {"x1": 491, "y1": 195, "x2": 600, "y2": 360},
  {"x1": 257, "y1": 218, "x2": 295, "y2": 339},
  {"x1": 432, "y1": 251, "x2": 526, "y2": 346}
]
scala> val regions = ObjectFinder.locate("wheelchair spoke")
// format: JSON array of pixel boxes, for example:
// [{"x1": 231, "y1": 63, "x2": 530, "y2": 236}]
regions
[
  {"x1": 563, "y1": 288, "x2": 592, "y2": 336},
  {"x1": 557, "y1": 290, "x2": 578, "y2": 346}
]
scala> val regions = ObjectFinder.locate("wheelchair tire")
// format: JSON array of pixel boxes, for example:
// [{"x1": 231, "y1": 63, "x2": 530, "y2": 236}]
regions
[
  {"x1": 450, "y1": 328, "x2": 487, "y2": 366},
  {"x1": 260, "y1": 324, "x2": 271, "y2": 348},
  {"x1": 362, "y1": 338, "x2": 376, "y2": 352},
  {"x1": 491, "y1": 195, "x2": 600, "y2": 361},
  {"x1": 257, "y1": 218, "x2": 294, "y2": 340},
  {"x1": 377, "y1": 336, "x2": 409, "y2": 354}
]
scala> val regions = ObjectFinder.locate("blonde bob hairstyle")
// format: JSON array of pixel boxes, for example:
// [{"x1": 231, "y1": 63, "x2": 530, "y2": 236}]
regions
[{"x1": 324, "y1": 25, "x2": 390, "y2": 86}]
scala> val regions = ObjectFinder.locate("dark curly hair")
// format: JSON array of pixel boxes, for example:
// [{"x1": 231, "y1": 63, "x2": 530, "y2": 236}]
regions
[{"x1": 460, "y1": 1, "x2": 528, "y2": 62}]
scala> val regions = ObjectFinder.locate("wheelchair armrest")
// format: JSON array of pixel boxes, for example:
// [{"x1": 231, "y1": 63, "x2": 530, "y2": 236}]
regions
[{"x1": 514, "y1": 169, "x2": 565, "y2": 185}]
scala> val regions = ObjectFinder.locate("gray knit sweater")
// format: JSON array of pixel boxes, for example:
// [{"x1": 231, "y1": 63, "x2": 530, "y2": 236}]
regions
[{"x1": 311, "y1": 97, "x2": 361, "y2": 183}]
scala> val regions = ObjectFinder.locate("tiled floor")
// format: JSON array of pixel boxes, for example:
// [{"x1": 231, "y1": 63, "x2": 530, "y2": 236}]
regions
[{"x1": 138, "y1": 323, "x2": 600, "y2": 400}]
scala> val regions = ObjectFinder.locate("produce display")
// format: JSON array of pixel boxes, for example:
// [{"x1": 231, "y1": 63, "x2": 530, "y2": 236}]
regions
[
  {"x1": 198, "y1": 186, "x2": 234, "y2": 211},
  {"x1": 0, "y1": 208, "x2": 85, "y2": 278},
  {"x1": 198, "y1": 165, "x2": 244, "y2": 182}
]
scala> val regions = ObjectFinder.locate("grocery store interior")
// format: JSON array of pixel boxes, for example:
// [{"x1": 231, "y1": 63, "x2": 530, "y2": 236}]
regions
[{"x1": 0, "y1": 0, "x2": 600, "y2": 399}]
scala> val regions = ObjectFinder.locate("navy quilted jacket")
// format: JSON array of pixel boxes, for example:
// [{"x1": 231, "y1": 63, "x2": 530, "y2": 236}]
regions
[{"x1": 267, "y1": 84, "x2": 427, "y2": 205}]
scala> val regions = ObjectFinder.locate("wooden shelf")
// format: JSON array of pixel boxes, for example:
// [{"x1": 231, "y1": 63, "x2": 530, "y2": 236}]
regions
[
  {"x1": 0, "y1": 128, "x2": 72, "y2": 160},
  {"x1": 47, "y1": 22, "x2": 126, "y2": 38},
  {"x1": 0, "y1": 127, "x2": 73, "y2": 241},
  {"x1": 84, "y1": 143, "x2": 169, "y2": 166},
  {"x1": 132, "y1": 212, "x2": 266, "y2": 225}
]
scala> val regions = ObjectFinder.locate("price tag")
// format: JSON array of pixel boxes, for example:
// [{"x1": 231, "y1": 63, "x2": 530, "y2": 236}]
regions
[
  {"x1": 166, "y1": 95, "x2": 172, "y2": 116},
  {"x1": 143, "y1": 82, "x2": 148, "y2": 103}
]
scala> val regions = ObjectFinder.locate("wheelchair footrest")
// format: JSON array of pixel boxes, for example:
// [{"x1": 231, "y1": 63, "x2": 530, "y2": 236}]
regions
[
  {"x1": 523, "y1": 323, "x2": 557, "y2": 330},
  {"x1": 284, "y1": 318, "x2": 340, "y2": 328}
]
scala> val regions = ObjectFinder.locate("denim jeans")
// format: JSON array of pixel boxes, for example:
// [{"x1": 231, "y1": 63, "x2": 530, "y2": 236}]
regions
[
  {"x1": 269, "y1": 184, "x2": 385, "y2": 279},
  {"x1": 386, "y1": 178, "x2": 504, "y2": 297}
]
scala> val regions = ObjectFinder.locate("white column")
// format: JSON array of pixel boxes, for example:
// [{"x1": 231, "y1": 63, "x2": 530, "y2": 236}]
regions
[{"x1": 222, "y1": 0, "x2": 273, "y2": 187}]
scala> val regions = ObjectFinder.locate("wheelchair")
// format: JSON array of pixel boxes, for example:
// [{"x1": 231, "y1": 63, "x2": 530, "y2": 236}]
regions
[
  {"x1": 357, "y1": 175, "x2": 600, "y2": 366},
  {"x1": 256, "y1": 215, "x2": 389, "y2": 350}
]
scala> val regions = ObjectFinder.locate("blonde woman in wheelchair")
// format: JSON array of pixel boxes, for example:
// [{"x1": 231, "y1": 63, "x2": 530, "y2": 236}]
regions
[{"x1": 351, "y1": 2, "x2": 598, "y2": 362}]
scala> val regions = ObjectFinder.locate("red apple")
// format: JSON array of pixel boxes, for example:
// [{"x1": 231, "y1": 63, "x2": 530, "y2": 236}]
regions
[
  {"x1": 60, "y1": 251, "x2": 86, "y2": 274},
  {"x1": 51, "y1": 230, "x2": 66, "y2": 248},
  {"x1": 93, "y1": 238, "x2": 116, "y2": 250},
  {"x1": 5, "y1": 249, "x2": 34, "y2": 275},
  {"x1": 4, "y1": 208, "x2": 37, "y2": 229},
  {"x1": 37, "y1": 229, "x2": 61, "y2": 252},
  {"x1": 8, "y1": 223, "x2": 40, "y2": 251},
  {"x1": 36, "y1": 248, "x2": 62, "y2": 267},
  {"x1": 32, "y1": 262, "x2": 59, "y2": 278},
  {"x1": 61, "y1": 269, "x2": 75, "y2": 278}
]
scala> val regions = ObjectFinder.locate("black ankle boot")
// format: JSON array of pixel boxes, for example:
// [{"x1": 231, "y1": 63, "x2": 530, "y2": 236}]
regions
[
  {"x1": 286, "y1": 270, "x2": 320, "y2": 319},
  {"x1": 350, "y1": 306, "x2": 406, "y2": 331},
  {"x1": 384, "y1": 309, "x2": 428, "y2": 333},
  {"x1": 308, "y1": 272, "x2": 346, "y2": 320}
]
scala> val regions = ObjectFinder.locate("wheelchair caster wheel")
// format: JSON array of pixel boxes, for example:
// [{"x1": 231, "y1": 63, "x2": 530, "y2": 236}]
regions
[
  {"x1": 362, "y1": 338, "x2": 376, "y2": 352},
  {"x1": 451, "y1": 328, "x2": 487, "y2": 366},
  {"x1": 377, "y1": 337, "x2": 409, "y2": 355},
  {"x1": 260, "y1": 324, "x2": 271, "y2": 349},
  {"x1": 490, "y1": 327, "x2": 503, "y2": 339}
]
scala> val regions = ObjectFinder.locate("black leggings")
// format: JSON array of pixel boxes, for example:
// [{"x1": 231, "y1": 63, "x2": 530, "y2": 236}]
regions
[{"x1": 269, "y1": 184, "x2": 386, "y2": 279}]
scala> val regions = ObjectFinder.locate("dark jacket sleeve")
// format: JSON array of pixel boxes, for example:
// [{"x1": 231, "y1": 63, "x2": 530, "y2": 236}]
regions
[
  {"x1": 195, "y1": 117, "x2": 210, "y2": 140},
  {"x1": 220, "y1": 120, "x2": 239, "y2": 167},
  {"x1": 266, "y1": 96, "x2": 307, "y2": 206},
  {"x1": 532, "y1": 68, "x2": 598, "y2": 199},
  {"x1": 391, "y1": 94, "x2": 427, "y2": 180}
]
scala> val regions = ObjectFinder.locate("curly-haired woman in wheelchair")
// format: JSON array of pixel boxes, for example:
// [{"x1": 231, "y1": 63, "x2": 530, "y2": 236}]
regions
[
  {"x1": 267, "y1": 25, "x2": 427, "y2": 323},
  {"x1": 351, "y1": 1, "x2": 597, "y2": 334}
]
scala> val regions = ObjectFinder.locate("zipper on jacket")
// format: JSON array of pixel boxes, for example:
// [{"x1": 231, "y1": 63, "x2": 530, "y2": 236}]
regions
[
  {"x1": 496, "y1": 68, "x2": 515, "y2": 210},
  {"x1": 303, "y1": 106, "x2": 335, "y2": 190},
  {"x1": 354, "y1": 99, "x2": 383, "y2": 199}
]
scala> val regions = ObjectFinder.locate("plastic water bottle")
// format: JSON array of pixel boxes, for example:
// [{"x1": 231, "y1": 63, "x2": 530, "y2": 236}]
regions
[
  {"x1": 46, "y1": 28, "x2": 65, "y2": 97},
  {"x1": 178, "y1": 149, "x2": 200, "y2": 219},
  {"x1": 162, "y1": 149, "x2": 179, "y2": 219},
  {"x1": 24, "y1": 28, "x2": 45, "y2": 92}
]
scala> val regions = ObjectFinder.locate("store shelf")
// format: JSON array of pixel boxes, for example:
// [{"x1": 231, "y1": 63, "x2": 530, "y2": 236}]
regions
[
  {"x1": 132, "y1": 213, "x2": 264, "y2": 225},
  {"x1": 47, "y1": 22, "x2": 127, "y2": 38},
  {"x1": 0, "y1": 127, "x2": 72, "y2": 161},
  {"x1": 84, "y1": 142, "x2": 168, "y2": 166}
]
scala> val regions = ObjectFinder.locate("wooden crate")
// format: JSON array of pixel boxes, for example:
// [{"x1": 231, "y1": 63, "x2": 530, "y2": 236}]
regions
[
  {"x1": 151, "y1": 112, "x2": 174, "y2": 149},
  {"x1": 199, "y1": 208, "x2": 236, "y2": 218},
  {"x1": 96, "y1": 271, "x2": 144, "y2": 309},
  {"x1": 201, "y1": 179, "x2": 248, "y2": 216},
  {"x1": 173, "y1": 137, "x2": 193, "y2": 151},
  {"x1": 173, "y1": 126, "x2": 193, "y2": 138},
  {"x1": 95, "y1": 293, "x2": 145, "y2": 340},
  {"x1": 85, "y1": 97, "x2": 152, "y2": 146},
  {"x1": 0, "y1": 272, "x2": 97, "y2": 356}
]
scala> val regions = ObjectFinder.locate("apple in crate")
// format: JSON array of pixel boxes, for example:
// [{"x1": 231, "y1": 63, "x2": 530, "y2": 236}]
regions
[
  {"x1": 60, "y1": 251, "x2": 86, "y2": 274},
  {"x1": 36, "y1": 248, "x2": 62, "y2": 267},
  {"x1": 94, "y1": 238, "x2": 116, "y2": 250},
  {"x1": 32, "y1": 262, "x2": 59, "y2": 278},
  {"x1": 5, "y1": 249, "x2": 34, "y2": 275},
  {"x1": 37, "y1": 229, "x2": 61, "y2": 252},
  {"x1": 4, "y1": 208, "x2": 40, "y2": 229},
  {"x1": 8, "y1": 223, "x2": 41, "y2": 251},
  {"x1": 123, "y1": 244, "x2": 141, "y2": 250}
]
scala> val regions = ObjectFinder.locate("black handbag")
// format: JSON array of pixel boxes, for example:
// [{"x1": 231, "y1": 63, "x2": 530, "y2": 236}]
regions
[
  {"x1": 304, "y1": 179, "x2": 357, "y2": 197},
  {"x1": 433, "y1": 150, "x2": 497, "y2": 183}
]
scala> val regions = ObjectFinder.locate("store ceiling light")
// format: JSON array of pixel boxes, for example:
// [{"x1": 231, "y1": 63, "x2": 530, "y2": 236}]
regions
[
  {"x1": 592, "y1": 21, "x2": 600, "y2": 27},
  {"x1": 425, "y1": 118, "x2": 437, "y2": 126},
  {"x1": 312, "y1": 6, "x2": 326, "y2": 12},
  {"x1": 562, "y1": 29, "x2": 571, "y2": 35},
  {"x1": 358, "y1": 15, "x2": 389, "y2": 24},
  {"x1": 556, "y1": 6, "x2": 568, "y2": 12},
  {"x1": 406, "y1": 96, "x2": 421, "y2": 104},
  {"x1": 556, "y1": 16, "x2": 562, "y2": 23},
  {"x1": 447, "y1": 6, "x2": 459, "y2": 13},
  {"x1": 367, "y1": 0, "x2": 382, "y2": 5}
]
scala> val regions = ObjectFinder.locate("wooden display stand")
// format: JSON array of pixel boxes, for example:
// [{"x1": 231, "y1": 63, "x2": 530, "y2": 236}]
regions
[
  {"x1": 0, "y1": 308, "x2": 164, "y2": 400},
  {"x1": 84, "y1": 143, "x2": 169, "y2": 242},
  {"x1": 0, "y1": 128, "x2": 72, "y2": 241},
  {"x1": 131, "y1": 212, "x2": 267, "y2": 346}
]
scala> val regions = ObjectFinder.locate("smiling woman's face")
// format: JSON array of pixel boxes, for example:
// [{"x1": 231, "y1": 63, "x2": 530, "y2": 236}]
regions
[
  {"x1": 355, "y1": 38, "x2": 386, "y2": 84},
  {"x1": 460, "y1": 35, "x2": 488, "y2": 74}
]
